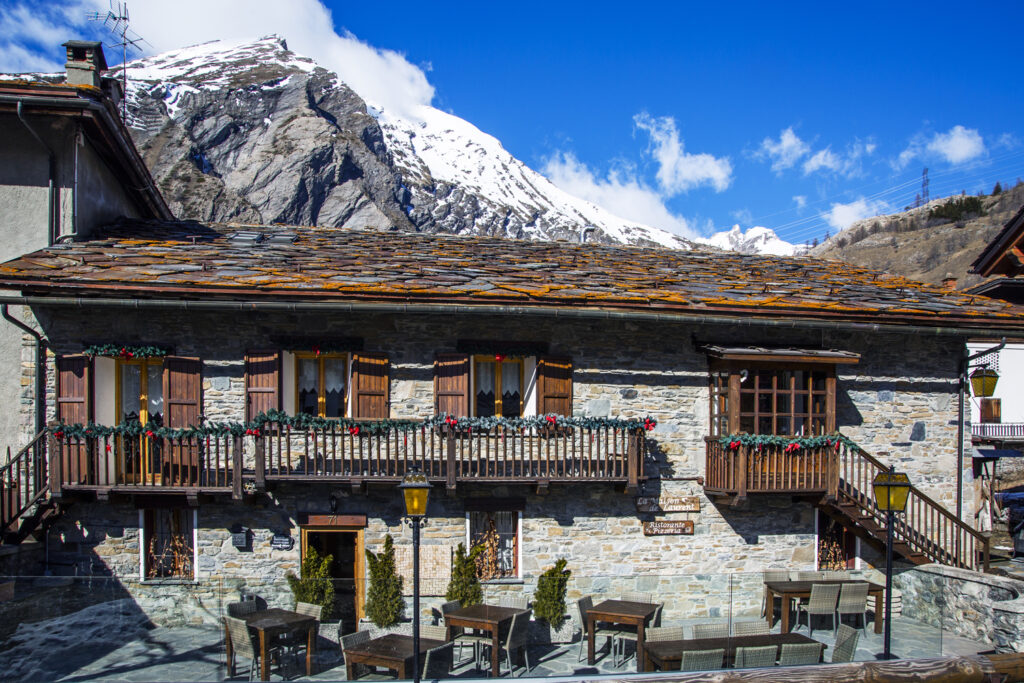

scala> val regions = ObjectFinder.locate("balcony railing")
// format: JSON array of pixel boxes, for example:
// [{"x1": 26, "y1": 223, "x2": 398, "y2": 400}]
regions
[
  {"x1": 703, "y1": 437, "x2": 838, "y2": 497},
  {"x1": 51, "y1": 423, "x2": 646, "y2": 496},
  {"x1": 971, "y1": 422, "x2": 1024, "y2": 440}
]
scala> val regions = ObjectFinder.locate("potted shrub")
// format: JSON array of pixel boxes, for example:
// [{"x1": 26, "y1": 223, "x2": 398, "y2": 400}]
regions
[
  {"x1": 364, "y1": 534, "x2": 405, "y2": 631},
  {"x1": 285, "y1": 545, "x2": 335, "y2": 619},
  {"x1": 532, "y1": 558, "x2": 574, "y2": 643},
  {"x1": 445, "y1": 542, "x2": 483, "y2": 606}
]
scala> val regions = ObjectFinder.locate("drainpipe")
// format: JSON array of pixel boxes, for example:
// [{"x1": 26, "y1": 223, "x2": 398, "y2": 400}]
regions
[
  {"x1": 1, "y1": 305, "x2": 46, "y2": 437},
  {"x1": 16, "y1": 102, "x2": 58, "y2": 245},
  {"x1": 957, "y1": 338, "x2": 1005, "y2": 523}
]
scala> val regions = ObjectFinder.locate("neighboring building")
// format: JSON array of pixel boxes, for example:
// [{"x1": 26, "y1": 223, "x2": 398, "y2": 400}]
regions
[
  {"x1": 0, "y1": 41, "x2": 171, "y2": 450},
  {"x1": 0, "y1": 215, "x2": 1021, "y2": 627}
]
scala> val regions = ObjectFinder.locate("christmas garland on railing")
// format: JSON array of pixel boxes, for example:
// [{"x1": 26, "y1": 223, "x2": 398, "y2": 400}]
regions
[
  {"x1": 83, "y1": 344, "x2": 169, "y2": 359},
  {"x1": 718, "y1": 433, "x2": 854, "y2": 453},
  {"x1": 50, "y1": 411, "x2": 657, "y2": 440}
]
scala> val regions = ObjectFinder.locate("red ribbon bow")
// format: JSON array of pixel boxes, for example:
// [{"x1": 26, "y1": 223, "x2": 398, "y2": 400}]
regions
[
  {"x1": 55, "y1": 431, "x2": 64, "y2": 439},
  {"x1": 348, "y1": 426, "x2": 360, "y2": 436},
  {"x1": 146, "y1": 430, "x2": 155, "y2": 438},
  {"x1": 729, "y1": 440, "x2": 741, "y2": 450},
  {"x1": 643, "y1": 418, "x2": 655, "y2": 431},
  {"x1": 546, "y1": 415, "x2": 557, "y2": 424}
]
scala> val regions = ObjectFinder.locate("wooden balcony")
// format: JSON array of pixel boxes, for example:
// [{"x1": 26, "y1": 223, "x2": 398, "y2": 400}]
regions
[
  {"x1": 972, "y1": 422, "x2": 1024, "y2": 441},
  {"x1": 703, "y1": 437, "x2": 839, "y2": 499},
  {"x1": 51, "y1": 424, "x2": 646, "y2": 497}
]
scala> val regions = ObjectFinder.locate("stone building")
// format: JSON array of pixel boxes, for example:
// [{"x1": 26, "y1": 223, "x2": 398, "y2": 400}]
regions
[{"x1": 1, "y1": 217, "x2": 1021, "y2": 628}]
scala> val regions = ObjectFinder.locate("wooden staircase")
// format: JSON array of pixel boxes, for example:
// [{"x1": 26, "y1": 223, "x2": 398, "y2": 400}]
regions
[
  {"x1": 1, "y1": 430, "x2": 57, "y2": 545},
  {"x1": 820, "y1": 439, "x2": 989, "y2": 572}
]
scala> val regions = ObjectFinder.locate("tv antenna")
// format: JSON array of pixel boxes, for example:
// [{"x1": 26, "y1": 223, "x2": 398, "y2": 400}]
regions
[{"x1": 86, "y1": 1, "x2": 148, "y2": 121}]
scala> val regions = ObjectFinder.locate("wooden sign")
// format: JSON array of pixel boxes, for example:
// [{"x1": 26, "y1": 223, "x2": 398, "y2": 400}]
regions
[
  {"x1": 636, "y1": 495, "x2": 700, "y2": 513},
  {"x1": 643, "y1": 520, "x2": 694, "y2": 536}
]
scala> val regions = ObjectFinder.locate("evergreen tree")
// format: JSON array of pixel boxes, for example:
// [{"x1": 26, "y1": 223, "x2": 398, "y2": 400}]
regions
[
  {"x1": 993, "y1": 181, "x2": 1003, "y2": 195},
  {"x1": 365, "y1": 534, "x2": 405, "y2": 627},
  {"x1": 533, "y1": 558, "x2": 571, "y2": 629},
  {"x1": 286, "y1": 546, "x2": 336, "y2": 618},
  {"x1": 445, "y1": 543, "x2": 483, "y2": 607}
]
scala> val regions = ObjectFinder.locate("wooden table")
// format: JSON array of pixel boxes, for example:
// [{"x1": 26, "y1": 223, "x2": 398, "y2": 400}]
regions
[
  {"x1": 343, "y1": 633, "x2": 445, "y2": 679},
  {"x1": 764, "y1": 580, "x2": 885, "y2": 635},
  {"x1": 643, "y1": 632, "x2": 824, "y2": 671},
  {"x1": 225, "y1": 607, "x2": 318, "y2": 681},
  {"x1": 586, "y1": 599, "x2": 660, "y2": 673},
  {"x1": 444, "y1": 604, "x2": 525, "y2": 677}
]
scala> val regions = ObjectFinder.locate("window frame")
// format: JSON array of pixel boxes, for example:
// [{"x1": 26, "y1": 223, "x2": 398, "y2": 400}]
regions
[
  {"x1": 293, "y1": 352, "x2": 348, "y2": 418},
  {"x1": 138, "y1": 508, "x2": 198, "y2": 582},
  {"x1": 115, "y1": 357, "x2": 164, "y2": 425},
  {"x1": 465, "y1": 509, "x2": 523, "y2": 581},
  {"x1": 472, "y1": 354, "x2": 525, "y2": 418},
  {"x1": 709, "y1": 360, "x2": 837, "y2": 436}
]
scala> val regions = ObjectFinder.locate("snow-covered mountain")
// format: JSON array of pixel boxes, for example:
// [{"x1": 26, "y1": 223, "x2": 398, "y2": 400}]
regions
[
  {"x1": 92, "y1": 36, "x2": 695, "y2": 249},
  {"x1": 697, "y1": 225, "x2": 804, "y2": 256}
]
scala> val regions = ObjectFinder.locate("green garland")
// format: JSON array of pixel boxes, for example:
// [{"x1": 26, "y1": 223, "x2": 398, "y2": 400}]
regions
[
  {"x1": 718, "y1": 433, "x2": 854, "y2": 453},
  {"x1": 83, "y1": 344, "x2": 169, "y2": 359},
  {"x1": 50, "y1": 411, "x2": 657, "y2": 440}
]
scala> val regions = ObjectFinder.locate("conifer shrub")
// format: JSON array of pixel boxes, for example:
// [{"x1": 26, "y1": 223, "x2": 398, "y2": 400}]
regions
[
  {"x1": 928, "y1": 196, "x2": 985, "y2": 223},
  {"x1": 365, "y1": 534, "x2": 405, "y2": 627},
  {"x1": 533, "y1": 558, "x2": 571, "y2": 629},
  {"x1": 286, "y1": 546, "x2": 335, "y2": 619},
  {"x1": 445, "y1": 543, "x2": 483, "y2": 607}
]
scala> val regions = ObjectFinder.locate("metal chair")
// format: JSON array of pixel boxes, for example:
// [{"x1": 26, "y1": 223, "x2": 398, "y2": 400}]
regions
[
  {"x1": 423, "y1": 642, "x2": 455, "y2": 679},
  {"x1": 645, "y1": 625, "x2": 683, "y2": 642},
  {"x1": 762, "y1": 569, "x2": 791, "y2": 617},
  {"x1": 836, "y1": 582, "x2": 870, "y2": 632},
  {"x1": 692, "y1": 622, "x2": 729, "y2": 639},
  {"x1": 734, "y1": 645, "x2": 778, "y2": 668},
  {"x1": 680, "y1": 648, "x2": 724, "y2": 671},
  {"x1": 779, "y1": 642, "x2": 824, "y2": 666},
  {"x1": 832, "y1": 624, "x2": 860, "y2": 663},
  {"x1": 488, "y1": 609, "x2": 532, "y2": 677},
  {"x1": 420, "y1": 624, "x2": 449, "y2": 641},
  {"x1": 621, "y1": 591, "x2": 652, "y2": 604},
  {"x1": 732, "y1": 620, "x2": 770, "y2": 636},
  {"x1": 499, "y1": 595, "x2": 529, "y2": 610},
  {"x1": 577, "y1": 596, "x2": 618, "y2": 662},
  {"x1": 796, "y1": 583, "x2": 840, "y2": 636},
  {"x1": 225, "y1": 615, "x2": 280, "y2": 681},
  {"x1": 612, "y1": 603, "x2": 662, "y2": 666}
]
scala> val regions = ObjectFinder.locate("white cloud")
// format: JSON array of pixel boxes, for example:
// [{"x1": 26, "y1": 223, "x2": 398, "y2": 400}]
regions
[
  {"x1": 793, "y1": 195, "x2": 807, "y2": 210},
  {"x1": 730, "y1": 208, "x2": 754, "y2": 225},
  {"x1": 0, "y1": 0, "x2": 102, "y2": 73},
  {"x1": 758, "y1": 127, "x2": 810, "y2": 173},
  {"x1": 543, "y1": 152, "x2": 697, "y2": 238},
  {"x1": 897, "y1": 125, "x2": 987, "y2": 168},
  {"x1": 802, "y1": 148, "x2": 842, "y2": 175},
  {"x1": 822, "y1": 197, "x2": 890, "y2": 232},
  {"x1": 633, "y1": 113, "x2": 732, "y2": 193}
]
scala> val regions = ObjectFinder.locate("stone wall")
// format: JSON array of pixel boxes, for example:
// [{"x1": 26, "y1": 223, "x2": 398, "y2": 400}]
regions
[{"x1": 895, "y1": 563, "x2": 1024, "y2": 652}]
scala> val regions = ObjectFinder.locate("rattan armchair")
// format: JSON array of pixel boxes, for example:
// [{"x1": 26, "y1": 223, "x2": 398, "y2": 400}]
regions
[
  {"x1": 680, "y1": 648, "x2": 724, "y2": 671},
  {"x1": 796, "y1": 583, "x2": 840, "y2": 636},
  {"x1": 779, "y1": 642, "x2": 824, "y2": 666},
  {"x1": 692, "y1": 622, "x2": 730, "y2": 639},
  {"x1": 734, "y1": 645, "x2": 778, "y2": 668},
  {"x1": 836, "y1": 582, "x2": 870, "y2": 631},
  {"x1": 577, "y1": 596, "x2": 618, "y2": 662},
  {"x1": 832, "y1": 624, "x2": 860, "y2": 663}
]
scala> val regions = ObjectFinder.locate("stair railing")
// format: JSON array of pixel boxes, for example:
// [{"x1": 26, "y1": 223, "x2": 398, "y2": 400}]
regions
[
  {"x1": 0, "y1": 430, "x2": 48, "y2": 539},
  {"x1": 836, "y1": 439, "x2": 989, "y2": 571}
]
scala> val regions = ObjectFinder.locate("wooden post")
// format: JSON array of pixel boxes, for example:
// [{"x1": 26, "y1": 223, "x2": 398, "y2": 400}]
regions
[
  {"x1": 47, "y1": 430, "x2": 62, "y2": 500},
  {"x1": 231, "y1": 435, "x2": 243, "y2": 501},
  {"x1": 983, "y1": 535, "x2": 990, "y2": 573},
  {"x1": 626, "y1": 431, "x2": 639, "y2": 494},
  {"x1": 254, "y1": 434, "x2": 265, "y2": 491},
  {"x1": 736, "y1": 445, "x2": 748, "y2": 500},
  {"x1": 445, "y1": 430, "x2": 457, "y2": 493}
]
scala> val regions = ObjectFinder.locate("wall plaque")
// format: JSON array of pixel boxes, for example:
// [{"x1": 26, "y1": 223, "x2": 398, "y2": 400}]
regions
[
  {"x1": 635, "y1": 495, "x2": 700, "y2": 513},
  {"x1": 642, "y1": 520, "x2": 695, "y2": 536}
]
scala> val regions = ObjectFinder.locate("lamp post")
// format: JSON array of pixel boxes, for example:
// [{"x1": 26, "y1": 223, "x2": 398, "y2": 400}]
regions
[
  {"x1": 872, "y1": 467, "x2": 911, "y2": 660},
  {"x1": 399, "y1": 468, "x2": 430, "y2": 683}
]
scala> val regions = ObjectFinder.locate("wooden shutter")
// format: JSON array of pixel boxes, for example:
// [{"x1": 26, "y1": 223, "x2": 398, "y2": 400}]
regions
[
  {"x1": 352, "y1": 353, "x2": 390, "y2": 419},
  {"x1": 537, "y1": 357, "x2": 573, "y2": 416},
  {"x1": 980, "y1": 398, "x2": 1001, "y2": 424},
  {"x1": 245, "y1": 350, "x2": 281, "y2": 421},
  {"x1": 163, "y1": 356, "x2": 202, "y2": 484},
  {"x1": 434, "y1": 353, "x2": 470, "y2": 417},
  {"x1": 56, "y1": 354, "x2": 92, "y2": 484}
]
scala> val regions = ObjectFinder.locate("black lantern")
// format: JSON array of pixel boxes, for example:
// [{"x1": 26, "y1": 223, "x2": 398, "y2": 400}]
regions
[
  {"x1": 872, "y1": 467, "x2": 912, "y2": 660},
  {"x1": 399, "y1": 469, "x2": 430, "y2": 683},
  {"x1": 969, "y1": 367, "x2": 999, "y2": 398}
]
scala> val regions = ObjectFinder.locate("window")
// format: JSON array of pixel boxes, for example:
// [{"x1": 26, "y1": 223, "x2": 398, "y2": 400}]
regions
[
  {"x1": 141, "y1": 508, "x2": 195, "y2": 580},
  {"x1": 473, "y1": 355, "x2": 524, "y2": 417},
  {"x1": 296, "y1": 353, "x2": 347, "y2": 418},
  {"x1": 709, "y1": 363, "x2": 836, "y2": 436},
  {"x1": 117, "y1": 358, "x2": 164, "y2": 425},
  {"x1": 467, "y1": 510, "x2": 521, "y2": 580}
]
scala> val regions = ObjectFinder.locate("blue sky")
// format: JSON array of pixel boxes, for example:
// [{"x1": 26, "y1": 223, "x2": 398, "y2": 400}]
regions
[{"x1": 4, "y1": 0, "x2": 1023, "y2": 244}]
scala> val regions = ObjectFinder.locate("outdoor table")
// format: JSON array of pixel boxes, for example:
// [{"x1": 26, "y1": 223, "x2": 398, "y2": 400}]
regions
[
  {"x1": 586, "y1": 599, "x2": 660, "y2": 673},
  {"x1": 444, "y1": 604, "x2": 526, "y2": 677},
  {"x1": 224, "y1": 607, "x2": 318, "y2": 681},
  {"x1": 343, "y1": 633, "x2": 445, "y2": 680},
  {"x1": 764, "y1": 579, "x2": 885, "y2": 635},
  {"x1": 643, "y1": 632, "x2": 825, "y2": 671}
]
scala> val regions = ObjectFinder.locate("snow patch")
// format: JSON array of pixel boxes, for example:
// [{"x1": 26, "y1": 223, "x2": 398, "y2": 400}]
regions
[{"x1": 697, "y1": 225, "x2": 805, "y2": 256}]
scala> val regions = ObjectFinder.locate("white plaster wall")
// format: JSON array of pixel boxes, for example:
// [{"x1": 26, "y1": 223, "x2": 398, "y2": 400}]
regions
[{"x1": 968, "y1": 341, "x2": 1024, "y2": 423}]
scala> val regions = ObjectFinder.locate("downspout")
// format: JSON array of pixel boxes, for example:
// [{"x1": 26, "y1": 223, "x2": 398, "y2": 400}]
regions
[
  {"x1": 1, "y1": 305, "x2": 45, "y2": 437},
  {"x1": 16, "y1": 102, "x2": 58, "y2": 245}
]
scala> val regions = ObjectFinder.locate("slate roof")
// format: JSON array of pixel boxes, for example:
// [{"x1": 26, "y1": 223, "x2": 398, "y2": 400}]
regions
[{"x1": 1, "y1": 219, "x2": 1022, "y2": 330}]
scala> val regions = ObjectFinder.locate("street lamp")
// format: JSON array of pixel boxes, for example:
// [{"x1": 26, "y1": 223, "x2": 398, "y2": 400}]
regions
[
  {"x1": 399, "y1": 468, "x2": 430, "y2": 683},
  {"x1": 969, "y1": 366, "x2": 999, "y2": 398},
  {"x1": 872, "y1": 467, "x2": 911, "y2": 660}
]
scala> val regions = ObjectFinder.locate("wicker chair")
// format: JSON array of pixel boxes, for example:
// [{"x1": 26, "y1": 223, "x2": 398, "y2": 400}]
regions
[
  {"x1": 762, "y1": 569, "x2": 791, "y2": 617},
  {"x1": 645, "y1": 625, "x2": 684, "y2": 642},
  {"x1": 225, "y1": 615, "x2": 280, "y2": 681},
  {"x1": 341, "y1": 630, "x2": 391, "y2": 681},
  {"x1": 778, "y1": 642, "x2": 824, "y2": 666},
  {"x1": 423, "y1": 642, "x2": 455, "y2": 679},
  {"x1": 620, "y1": 591, "x2": 652, "y2": 604},
  {"x1": 732, "y1": 620, "x2": 770, "y2": 636},
  {"x1": 434, "y1": 599, "x2": 461, "y2": 625},
  {"x1": 279, "y1": 601, "x2": 322, "y2": 663},
  {"x1": 680, "y1": 648, "x2": 724, "y2": 671},
  {"x1": 421, "y1": 624, "x2": 449, "y2": 642},
  {"x1": 796, "y1": 583, "x2": 840, "y2": 636},
  {"x1": 832, "y1": 624, "x2": 860, "y2": 663},
  {"x1": 499, "y1": 595, "x2": 529, "y2": 610},
  {"x1": 692, "y1": 622, "x2": 730, "y2": 639},
  {"x1": 836, "y1": 582, "x2": 870, "y2": 631},
  {"x1": 734, "y1": 645, "x2": 778, "y2": 668},
  {"x1": 577, "y1": 596, "x2": 618, "y2": 662},
  {"x1": 825, "y1": 570, "x2": 851, "y2": 580},
  {"x1": 483, "y1": 609, "x2": 531, "y2": 677},
  {"x1": 612, "y1": 603, "x2": 662, "y2": 666},
  {"x1": 227, "y1": 600, "x2": 261, "y2": 618},
  {"x1": 796, "y1": 571, "x2": 825, "y2": 582}
]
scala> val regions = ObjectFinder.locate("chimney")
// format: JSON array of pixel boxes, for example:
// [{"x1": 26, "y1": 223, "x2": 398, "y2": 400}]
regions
[
  {"x1": 62, "y1": 40, "x2": 108, "y2": 88},
  {"x1": 942, "y1": 273, "x2": 958, "y2": 290}
]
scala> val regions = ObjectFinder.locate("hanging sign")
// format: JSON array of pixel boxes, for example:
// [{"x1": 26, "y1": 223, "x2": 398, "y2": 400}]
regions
[
  {"x1": 643, "y1": 520, "x2": 695, "y2": 536},
  {"x1": 636, "y1": 495, "x2": 700, "y2": 513},
  {"x1": 271, "y1": 534, "x2": 294, "y2": 551}
]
